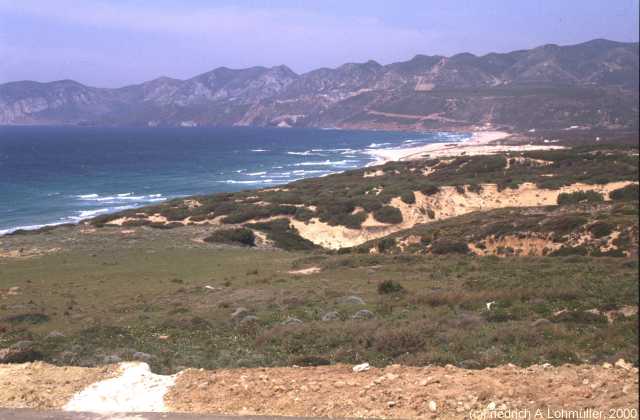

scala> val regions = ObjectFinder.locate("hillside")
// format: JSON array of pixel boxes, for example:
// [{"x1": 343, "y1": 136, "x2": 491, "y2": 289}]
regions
[
  {"x1": 1, "y1": 131, "x2": 637, "y2": 373},
  {"x1": 81, "y1": 138, "x2": 639, "y2": 252},
  {"x1": 1, "y1": 39, "x2": 638, "y2": 131}
]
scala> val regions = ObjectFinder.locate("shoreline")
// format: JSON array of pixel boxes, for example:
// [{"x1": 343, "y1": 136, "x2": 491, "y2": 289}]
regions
[{"x1": 366, "y1": 130, "x2": 564, "y2": 164}]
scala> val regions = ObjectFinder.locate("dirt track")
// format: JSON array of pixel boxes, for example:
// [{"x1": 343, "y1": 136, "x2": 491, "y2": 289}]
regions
[
  {"x1": 1, "y1": 361, "x2": 637, "y2": 419},
  {"x1": 166, "y1": 362, "x2": 639, "y2": 418}
]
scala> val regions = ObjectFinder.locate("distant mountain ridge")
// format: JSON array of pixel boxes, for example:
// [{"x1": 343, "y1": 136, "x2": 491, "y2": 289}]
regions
[{"x1": 1, "y1": 39, "x2": 638, "y2": 131}]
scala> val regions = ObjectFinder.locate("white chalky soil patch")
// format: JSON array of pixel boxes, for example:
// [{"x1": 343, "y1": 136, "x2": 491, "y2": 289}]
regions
[{"x1": 64, "y1": 362, "x2": 176, "y2": 413}]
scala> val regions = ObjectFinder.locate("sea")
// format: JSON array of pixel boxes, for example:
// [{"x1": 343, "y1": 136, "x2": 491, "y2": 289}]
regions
[{"x1": 0, "y1": 126, "x2": 469, "y2": 234}]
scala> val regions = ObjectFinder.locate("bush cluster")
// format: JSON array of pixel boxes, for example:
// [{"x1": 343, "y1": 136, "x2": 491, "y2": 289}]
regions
[
  {"x1": 373, "y1": 206, "x2": 403, "y2": 224},
  {"x1": 557, "y1": 191, "x2": 604, "y2": 205},
  {"x1": 204, "y1": 228, "x2": 256, "y2": 247},
  {"x1": 430, "y1": 240, "x2": 470, "y2": 255},
  {"x1": 377, "y1": 280, "x2": 405, "y2": 294},
  {"x1": 246, "y1": 219, "x2": 317, "y2": 251},
  {"x1": 400, "y1": 191, "x2": 416, "y2": 204},
  {"x1": 610, "y1": 184, "x2": 639, "y2": 201},
  {"x1": 589, "y1": 221, "x2": 614, "y2": 238}
]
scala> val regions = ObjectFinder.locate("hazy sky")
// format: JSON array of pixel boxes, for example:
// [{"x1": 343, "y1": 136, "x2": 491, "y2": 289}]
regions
[{"x1": 1, "y1": 0, "x2": 638, "y2": 87}]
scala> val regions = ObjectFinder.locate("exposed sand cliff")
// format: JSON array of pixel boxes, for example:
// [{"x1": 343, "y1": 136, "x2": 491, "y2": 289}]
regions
[{"x1": 291, "y1": 181, "x2": 636, "y2": 249}]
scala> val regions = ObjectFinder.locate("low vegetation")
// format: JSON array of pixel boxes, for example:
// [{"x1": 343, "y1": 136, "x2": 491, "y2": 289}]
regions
[
  {"x1": 373, "y1": 206, "x2": 403, "y2": 224},
  {"x1": 245, "y1": 219, "x2": 318, "y2": 251},
  {"x1": 0, "y1": 227, "x2": 636, "y2": 373},
  {"x1": 557, "y1": 190, "x2": 603, "y2": 205},
  {"x1": 358, "y1": 201, "x2": 638, "y2": 257},
  {"x1": 377, "y1": 280, "x2": 405, "y2": 295},
  {"x1": 1, "y1": 139, "x2": 637, "y2": 375},
  {"x1": 204, "y1": 228, "x2": 256, "y2": 247},
  {"x1": 610, "y1": 183, "x2": 639, "y2": 201},
  {"x1": 87, "y1": 144, "x2": 638, "y2": 231}
]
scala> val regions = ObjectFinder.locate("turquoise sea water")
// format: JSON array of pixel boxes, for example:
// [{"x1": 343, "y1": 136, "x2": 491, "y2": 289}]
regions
[{"x1": 0, "y1": 126, "x2": 469, "y2": 234}]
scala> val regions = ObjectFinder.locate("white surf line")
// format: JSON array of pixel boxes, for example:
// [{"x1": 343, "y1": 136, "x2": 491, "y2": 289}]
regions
[{"x1": 64, "y1": 362, "x2": 177, "y2": 413}]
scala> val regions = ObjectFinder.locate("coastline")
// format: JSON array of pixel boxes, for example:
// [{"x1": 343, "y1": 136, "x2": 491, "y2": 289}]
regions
[
  {"x1": 1, "y1": 128, "x2": 558, "y2": 237},
  {"x1": 366, "y1": 130, "x2": 563, "y2": 164},
  {"x1": 0, "y1": 127, "x2": 470, "y2": 236}
]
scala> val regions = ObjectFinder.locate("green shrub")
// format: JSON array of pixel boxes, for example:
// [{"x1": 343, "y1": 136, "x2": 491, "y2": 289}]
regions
[
  {"x1": 431, "y1": 240, "x2": 470, "y2": 255},
  {"x1": 90, "y1": 214, "x2": 118, "y2": 227},
  {"x1": 317, "y1": 201, "x2": 368, "y2": 229},
  {"x1": 421, "y1": 184, "x2": 440, "y2": 196},
  {"x1": 543, "y1": 215, "x2": 587, "y2": 235},
  {"x1": 481, "y1": 222, "x2": 518, "y2": 238},
  {"x1": 211, "y1": 201, "x2": 242, "y2": 217},
  {"x1": 462, "y1": 155, "x2": 506, "y2": 173},
  {"x1": 377, "y1": 280, "x2": 404, "y2": 294},
  {"x1": 589, "y1": 221, "x2": 614, "y2": 238},
  {"x1": 294, "y1": 207, "x2": 315, "y2": 222},
  {"x1": 246, "y1": 219, "x2": 317, "y2": 251},
  {"x1": 610, "y1": 184, "x2": 639, "y2": 201},
  {"x1": 373, "y1": 206, "x2": 403, "y2": 224},
  {"x1": 401, "y1": 191, "x2": 416, "y2": 204},
  {"x1": 557, "y1": 191, "x2": 604, "y2": 205},
  {"x1": 159, "y1": 206, "x2": 192, "y2": 221},
  {"x1": 189, "y1": 214, "x2": 211, "y2": 222},
  {"x1": 376, "y1": 237, "x2": 397, "y2": 253},
  {"x1": 204, "y1": 228, "x2": 256, "y2": 247},
  {"x1": 326, "y1": 211, "x2": 367, "y2": 229}
]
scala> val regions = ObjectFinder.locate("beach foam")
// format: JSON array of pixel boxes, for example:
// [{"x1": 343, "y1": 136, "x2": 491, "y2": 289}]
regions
[{"x1": 75, "y1": 193, "x2": 166, "y2": 203}]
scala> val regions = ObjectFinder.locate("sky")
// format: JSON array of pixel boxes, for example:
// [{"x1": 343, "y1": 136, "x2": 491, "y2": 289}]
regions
[{"x1": 0, "y1": 0, "x2": 638, "y2": 87}]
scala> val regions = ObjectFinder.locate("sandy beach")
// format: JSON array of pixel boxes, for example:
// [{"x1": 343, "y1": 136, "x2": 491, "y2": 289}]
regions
[{"x1": 367, "y1": 131, "x2": 564, "y2": 164}]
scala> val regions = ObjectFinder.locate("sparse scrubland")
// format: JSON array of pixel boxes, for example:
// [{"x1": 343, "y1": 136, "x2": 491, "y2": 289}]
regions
[{"x1": 1, "y1": 135, "x2": 637, "y2": 379}]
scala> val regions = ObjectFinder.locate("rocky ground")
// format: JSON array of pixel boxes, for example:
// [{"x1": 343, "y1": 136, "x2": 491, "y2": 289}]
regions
[{"x1": 0, "y1": 361, "x2": 638, "y2": 419}]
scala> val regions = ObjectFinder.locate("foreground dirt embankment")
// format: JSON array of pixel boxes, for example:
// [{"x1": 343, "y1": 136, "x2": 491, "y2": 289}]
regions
[
  {"x1": 1, "y1": 361, "x2": 637, "y2": 418},
  {"x1": 0, "y1": 362, "x2": 118, "y2": 410}
]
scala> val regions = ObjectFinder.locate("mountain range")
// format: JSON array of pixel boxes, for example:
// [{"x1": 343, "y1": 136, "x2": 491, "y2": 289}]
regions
[{"x1": 1, "y1": 39, "x2": 638, "y2": 131}]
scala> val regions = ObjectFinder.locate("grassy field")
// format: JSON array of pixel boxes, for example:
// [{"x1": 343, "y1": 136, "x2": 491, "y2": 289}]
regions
[{"x1": 1, "y1": 224, "x2": 637, "y2": 374}]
